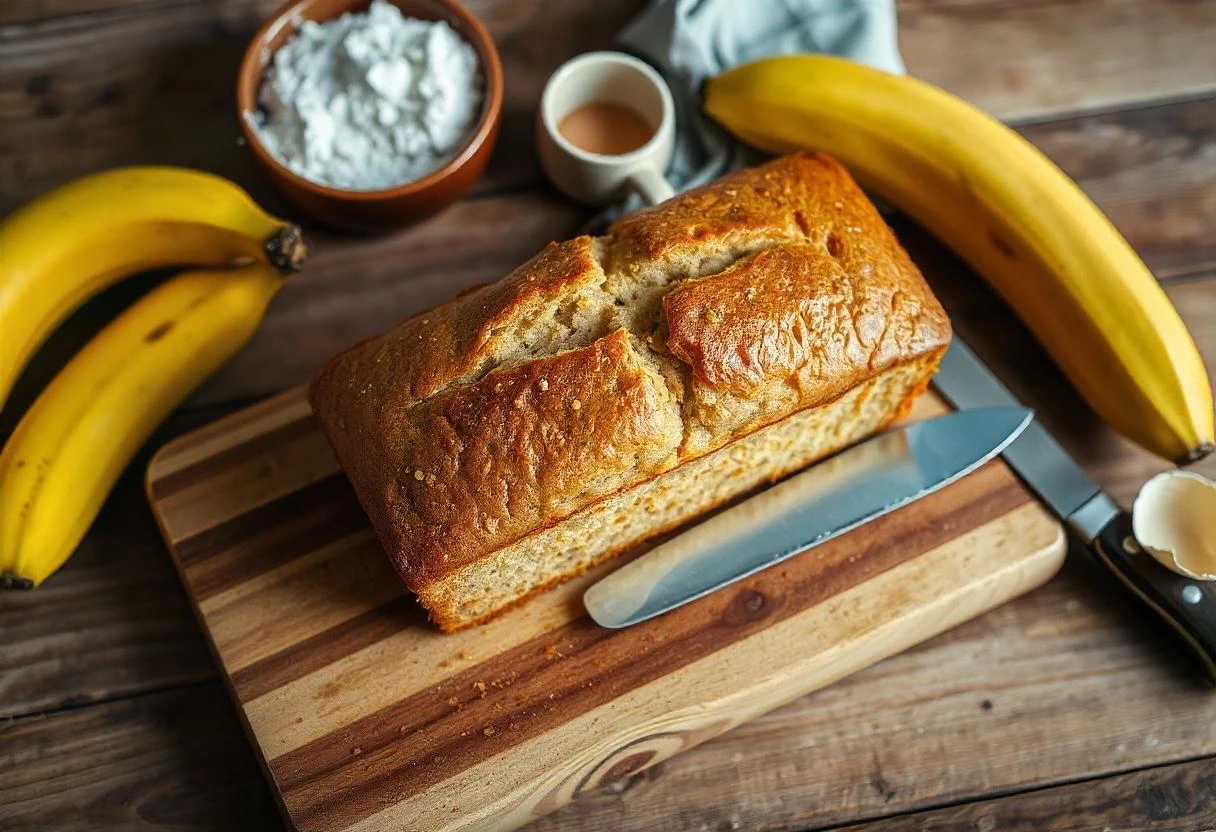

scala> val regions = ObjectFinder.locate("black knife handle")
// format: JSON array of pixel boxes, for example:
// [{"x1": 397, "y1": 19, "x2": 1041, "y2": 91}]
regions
[{"x1": 1092, "y1": 510, "x2": 1216, "y2": 685}]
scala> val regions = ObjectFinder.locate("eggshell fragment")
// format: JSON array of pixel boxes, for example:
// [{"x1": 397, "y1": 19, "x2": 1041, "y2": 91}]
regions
[{"x1": 1132, "y1": 470, "x2": 1216, "y2": 581}]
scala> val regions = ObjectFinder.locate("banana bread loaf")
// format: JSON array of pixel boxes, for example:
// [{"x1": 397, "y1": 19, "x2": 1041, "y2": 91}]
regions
[{"x1": 309, "y1": 152, "x2": 951, "y2": 631}]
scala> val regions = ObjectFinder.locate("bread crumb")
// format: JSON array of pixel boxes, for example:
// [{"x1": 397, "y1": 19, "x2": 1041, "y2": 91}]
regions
[
  {"x1": 413, "y1": 469, "x2": 425, "y2": 481},
  {"x1": 571, "y1": 399, "x2": 581, "y2": 411},
  {"x1": 447, "y1": 696, "x2": 460, "y2": 707},
  {"x1": 538, "y1": 379, "x2": 549, "y2": 391},
  {"x1": 426, "y1": 473, "x2": 437, "y2": 486},
  {"x1": 483, "y1": 726, "x2": 496, "y2": 737},
  {"x1": 473, "y1": 680, "x2": 487, "y2": 697},
  {"x1": 544, "y1": 644, "x2": 562, "y2": 660},
  {"x1": 351, "y1": 746, "x2": 362, "y2": 756}
]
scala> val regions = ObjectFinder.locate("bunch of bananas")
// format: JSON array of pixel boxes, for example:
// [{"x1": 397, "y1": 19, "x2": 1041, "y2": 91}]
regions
[
  {"x1": 705, "y1": 55, "x2": 1214, "y2": 465},
  {"x1": 0, "y1": 167, "x2": 306, "y2": 588}
]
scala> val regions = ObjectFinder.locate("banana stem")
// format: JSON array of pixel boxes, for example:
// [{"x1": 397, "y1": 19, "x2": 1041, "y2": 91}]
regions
[{"x1": 264, "y1": 225, "x2": 309, "y2": 273}]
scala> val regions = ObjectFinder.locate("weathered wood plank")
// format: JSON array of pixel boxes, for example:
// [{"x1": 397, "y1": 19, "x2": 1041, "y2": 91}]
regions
[
  {"x1": 0, "y1": 0, "x2": 156, "y2": 26},
  {"x1": 530, "y1": 556, "x2": 1216, "y2": 832},
  {"x1": 0, "y1": 684, "x2": 281, "y2": 832},
  {"x1": 900, "y1": 0, "x2": 1216, "y2": 121},
  {"x1": 839, "y1": 756, "x2": 1216, "y2": 831},
  {"x1": 0, "y1": 429, "x2": 223, "y2": 720}
]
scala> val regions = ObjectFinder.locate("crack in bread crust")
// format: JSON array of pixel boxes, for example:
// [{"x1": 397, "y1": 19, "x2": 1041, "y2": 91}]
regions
[{"x1": 309, "y1": 152, "x2": 952, "y2": 624}]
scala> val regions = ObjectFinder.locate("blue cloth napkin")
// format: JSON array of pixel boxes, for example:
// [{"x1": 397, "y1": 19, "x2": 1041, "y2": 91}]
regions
[{"x1": 610, "y1": 0, "x2": 903, "y2": 214}]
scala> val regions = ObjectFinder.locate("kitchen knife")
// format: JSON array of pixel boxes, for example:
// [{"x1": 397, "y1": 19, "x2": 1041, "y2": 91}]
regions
[
  {"x1": 584, "y1": 406, "x2": 1033, "y2": 630},
  {"x1": 934, "y1": 339, "x2": 1216, "y2": 683}
]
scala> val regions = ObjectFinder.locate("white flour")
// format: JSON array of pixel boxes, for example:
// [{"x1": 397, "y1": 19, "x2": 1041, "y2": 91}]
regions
[{"x1": 252, "y1": 0, "x2": 483, "y2": 191}]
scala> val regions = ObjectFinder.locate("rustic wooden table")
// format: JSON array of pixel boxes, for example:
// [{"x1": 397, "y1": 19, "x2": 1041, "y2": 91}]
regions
[{"x1": 2, "y1": 1, "x2": 1216, "y2": 830}]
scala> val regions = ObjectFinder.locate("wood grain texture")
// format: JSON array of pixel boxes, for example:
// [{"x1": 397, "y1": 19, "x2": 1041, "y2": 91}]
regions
[
  {"x1": 839, "y1": 756, "x2": 1216, "y2": 831},
  {"x1": 899, "y1": 0, "x2": 1216, "y2": 121},
  {"x1": 0, "y1": 450, "x2": 216, "y2": 720},
  {"x1": 145, "y1": 390, "x2": 1065, "y2": 831},
  {"x1": 0, "y1": 684, "x2": 281, "y2": 832}
]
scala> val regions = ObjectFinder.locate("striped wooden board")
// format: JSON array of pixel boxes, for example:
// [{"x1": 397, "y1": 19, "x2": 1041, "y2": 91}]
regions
[{"x1": 146, "y1": 387, "x2": 1066, "y2": 832}]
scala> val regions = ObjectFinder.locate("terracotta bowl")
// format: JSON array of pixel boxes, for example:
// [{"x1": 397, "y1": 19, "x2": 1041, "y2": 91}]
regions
[{"x1": 237, "y1": 0, "x2": 503, "y2": 233}]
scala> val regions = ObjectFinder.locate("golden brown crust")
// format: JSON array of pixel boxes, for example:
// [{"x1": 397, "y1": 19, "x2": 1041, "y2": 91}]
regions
[
  {"x1": 309, "y1": 152, "x2": 952, "y2": 611},
  {"x1": 367, "y1": 329, "x2": 681, "y2": 587}
]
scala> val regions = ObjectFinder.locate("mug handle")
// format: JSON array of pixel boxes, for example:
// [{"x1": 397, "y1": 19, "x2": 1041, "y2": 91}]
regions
[{"x1": 627, "y1": 167, "x2": 675, "y2": 206}]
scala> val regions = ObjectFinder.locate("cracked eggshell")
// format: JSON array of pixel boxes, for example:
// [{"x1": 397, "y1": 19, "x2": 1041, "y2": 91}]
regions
[{"x1": 1131, "y1": 470, "x2": 1216, "y2": 581}]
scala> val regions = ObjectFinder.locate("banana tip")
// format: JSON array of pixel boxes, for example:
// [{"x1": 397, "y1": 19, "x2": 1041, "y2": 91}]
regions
[
  {"x1": 1, "y1": 573, "x2": 35, "y2": 590},
  {"x1": 1177, "y1": 442, "x2": 1215, "y2": 467},
  {"x1": 265, "y1": 225, "x2": 309, "y2": 273}
]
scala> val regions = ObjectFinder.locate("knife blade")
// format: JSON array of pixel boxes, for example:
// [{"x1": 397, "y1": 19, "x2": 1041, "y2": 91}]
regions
[
  {"x1": 934, "y1": 338, "x2": 1216, "y2": 683},
  {"x1": 584, "y1": 406, "x2": 1032, "y2": 629}
]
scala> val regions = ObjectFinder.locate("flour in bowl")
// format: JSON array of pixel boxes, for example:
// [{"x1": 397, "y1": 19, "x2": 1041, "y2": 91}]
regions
[{"x1": 251, "y1": 0, "x2": 483, "y2": 190}]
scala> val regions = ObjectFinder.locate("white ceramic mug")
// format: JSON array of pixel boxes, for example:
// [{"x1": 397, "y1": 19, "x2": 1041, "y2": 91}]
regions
[{"x1": 537, "y1": 51, "x2": 676, "y2": 206}]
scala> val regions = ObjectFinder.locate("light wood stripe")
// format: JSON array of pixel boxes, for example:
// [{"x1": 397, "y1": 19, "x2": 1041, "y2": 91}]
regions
[
  {"x1": 202, "y1": 530, "x2": 396, "y2": 674},
  {"x1": 178, "y1": 475, "x2": 368, "y2": 600},
  {"x1": 243, "y1": 554, "x2": 632, "y2": 760},
  {"x1": 157, "y1": 429, "x2": 339, "y2": 543},
  {"x1": 151, "y1": 412, "x2": 318, "y2": 500},
  {"x1": 151, "y1": 386, "x2": 312, "y2": 477}
]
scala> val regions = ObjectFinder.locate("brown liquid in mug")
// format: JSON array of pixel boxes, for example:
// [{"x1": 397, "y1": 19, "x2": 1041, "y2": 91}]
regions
[{"x1": 558, "y1": 102, "x2": 654, "y2": 156}]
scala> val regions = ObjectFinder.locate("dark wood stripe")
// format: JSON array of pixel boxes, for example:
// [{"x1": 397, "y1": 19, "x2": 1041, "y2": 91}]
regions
[
  {"x1": 269, "y1": 462, "x2": 1025, "y2": 831},
  {"x1": 177, "y1": 475, "x2": 370, "y2": 601},
  {"x1": 150, "y1": 413, "x2": 319, "y2": 500},
  {"x1": 232, "y1": 595, "x2": 423, "y2": 703}
]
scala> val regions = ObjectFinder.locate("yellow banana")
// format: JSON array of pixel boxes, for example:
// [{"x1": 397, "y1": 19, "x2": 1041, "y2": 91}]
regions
[
  {"x1": 0, "y1": 263, "x2": 286, "y2": 588},
  {"x1": 705, "y1": 55, "x2": 1214, "y2": 464},
  {"x1": 0, "y1": 167, "x2": 305, "y2": 414}
]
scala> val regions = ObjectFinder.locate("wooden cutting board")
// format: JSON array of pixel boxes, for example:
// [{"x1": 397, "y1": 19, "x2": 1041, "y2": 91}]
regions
[{"x1": 146, "y1": 386, "x2": 1066, "y2": 832}]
